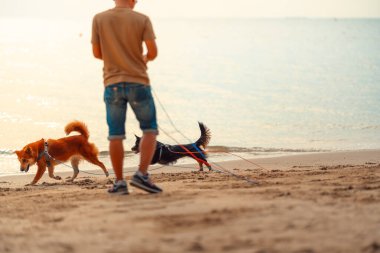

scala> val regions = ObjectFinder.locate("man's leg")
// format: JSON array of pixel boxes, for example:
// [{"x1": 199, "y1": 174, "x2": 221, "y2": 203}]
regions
[
  {"x1": 129, "y1": 85, "x2": 162, "y2": 193},
  {"x1": 109, "y1": 139, "x2": 124, "y2": 181},
  {"x1": 138, "y1": 132, "x2": 157, "y2": 175},
  {"x1": 131, "y1": 132, "x2": 161, "y2": 193},
  {"x1": 104, "y1": 83, "x2": 128, "y2": 194}
]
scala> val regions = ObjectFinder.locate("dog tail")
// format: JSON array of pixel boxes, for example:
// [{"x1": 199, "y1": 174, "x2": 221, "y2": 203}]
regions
[
  {"x1": 196, "y1": 122, "x2": 211, "y2": 149},
  {"x1": 64, "y1": 121, "x2": 90, "y2": 139}
]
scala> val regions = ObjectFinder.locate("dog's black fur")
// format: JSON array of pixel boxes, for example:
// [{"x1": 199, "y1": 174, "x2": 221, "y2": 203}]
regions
[{"x1": 132, "y1": 122, "x2": 212, "y2": 171}]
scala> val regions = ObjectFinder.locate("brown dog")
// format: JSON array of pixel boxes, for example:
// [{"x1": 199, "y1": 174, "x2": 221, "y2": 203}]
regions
[{"x1": 15, "y1": 121, "x2": 109, "y2": 185}]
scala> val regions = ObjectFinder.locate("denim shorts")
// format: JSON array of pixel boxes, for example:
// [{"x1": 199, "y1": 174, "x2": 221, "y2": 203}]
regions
[{"x1": 104, "y1": 83, "x2": 158, "y2": 140}]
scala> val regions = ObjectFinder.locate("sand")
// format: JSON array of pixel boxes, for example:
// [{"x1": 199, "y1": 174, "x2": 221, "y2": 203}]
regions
[{"x1": 0, "y1": 150, "x2": 379, "y2": 253}]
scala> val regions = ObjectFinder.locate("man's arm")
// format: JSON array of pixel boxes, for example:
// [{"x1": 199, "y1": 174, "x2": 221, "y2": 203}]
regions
[
  {"x1": 143, "y1": 39, "x2": 157, "y2": 63},
  {"x1": 92, "y1": 43, "x2": 102, "y2": 60}
]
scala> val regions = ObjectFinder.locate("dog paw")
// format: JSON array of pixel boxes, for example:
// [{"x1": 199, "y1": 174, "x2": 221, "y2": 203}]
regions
[
  {"x1": 25, "y1": 183, "x2": 36, "y2": 186},
  {"x1": 54, "y1": 176, "x2": 62, "y2": 180},
  {"x1": 65, "y1": 178, "x2": 74, "y2": 182}
]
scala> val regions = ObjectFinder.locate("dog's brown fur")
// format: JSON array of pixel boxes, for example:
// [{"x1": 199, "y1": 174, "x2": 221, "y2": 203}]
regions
[{"x1": 15, "y1": 121, "x2": 109, "y2": 185}]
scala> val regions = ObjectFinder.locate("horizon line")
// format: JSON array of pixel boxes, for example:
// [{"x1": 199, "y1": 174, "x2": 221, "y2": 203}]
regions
[{"x1": 1, "y1": 16, "x2": 380, "y2": 20}]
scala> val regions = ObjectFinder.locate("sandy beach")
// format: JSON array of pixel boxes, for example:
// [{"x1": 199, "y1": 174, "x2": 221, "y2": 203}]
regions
[{"x1": 1, "y1": 150, "x2": 379, "y2": 253}]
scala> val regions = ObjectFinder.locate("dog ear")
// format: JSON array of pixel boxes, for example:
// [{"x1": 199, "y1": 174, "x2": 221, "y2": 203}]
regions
[
  {"x1": 25, "y1": 146, "x2": 32, "y2": 155},
  {"x1": 15, "y1": 150, "x2": 21, "y2": 158}
]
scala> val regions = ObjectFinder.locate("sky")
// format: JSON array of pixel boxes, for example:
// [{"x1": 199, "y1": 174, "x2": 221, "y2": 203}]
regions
[{"x1": 0, "y1": 0, "x2": 379, "y2": 19}]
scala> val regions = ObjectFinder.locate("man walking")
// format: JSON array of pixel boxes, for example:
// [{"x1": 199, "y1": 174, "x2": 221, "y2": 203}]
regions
[{"x1": 91, "y1": 0, "x2": 162, "y2": 194}]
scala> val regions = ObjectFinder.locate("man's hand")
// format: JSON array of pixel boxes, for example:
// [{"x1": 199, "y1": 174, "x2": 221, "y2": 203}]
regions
[
  {"x1": 143, "y1": 54, "x2": 149, "y2": 64},
  {"x1": 92, "y1": 43, "x2": 103, "y2": 60},
  {"x1": 144, "y1": 39, "x2": 157, "y2": 63}
]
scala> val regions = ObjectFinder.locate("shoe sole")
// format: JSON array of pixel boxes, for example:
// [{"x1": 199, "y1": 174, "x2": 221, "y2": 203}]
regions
[
  {"x1": 130, "y1": 180, "x2": 162, "y2": 194},
  {"x1": 108, "y1": 188, "x2": 129, "y2": 195},
  {"x1": 108, "y1": 191, "x2": 129, "y2": 195}
]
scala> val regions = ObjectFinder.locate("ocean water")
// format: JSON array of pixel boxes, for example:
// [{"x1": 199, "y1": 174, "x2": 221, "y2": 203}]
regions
[{"x1": 0, "y1": 18, "x2": 379, "y2": 176}]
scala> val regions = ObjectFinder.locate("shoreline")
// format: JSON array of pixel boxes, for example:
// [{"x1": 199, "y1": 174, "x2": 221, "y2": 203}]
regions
[
  {"x1": 2, "y1": 149, "x2": 380, "y2": 184},
  {"x1": 1, "y1": 149, "x2": 379, "y2": 253}
]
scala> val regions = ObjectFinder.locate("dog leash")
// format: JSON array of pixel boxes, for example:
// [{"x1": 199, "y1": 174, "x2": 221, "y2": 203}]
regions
[
  {"x1": 158, "y1": 127, "x2": 211, "y2": 166},
  {"x1": 152, "y1": 88, "x2": 259, "y2": 185}
]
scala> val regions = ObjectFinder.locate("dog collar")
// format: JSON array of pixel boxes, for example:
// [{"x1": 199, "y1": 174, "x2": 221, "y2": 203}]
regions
[
  {"x1": 37, "y1": 139, "x2": 52, "y2": 167},
  {"x1": 157, "y1": 145, "x2": 170, "y2": 163}
]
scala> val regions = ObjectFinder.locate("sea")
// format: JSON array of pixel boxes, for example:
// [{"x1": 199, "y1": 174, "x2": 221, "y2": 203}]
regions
[{"x1": 0, "y1": 18, "x2": 379, "y2": 176}]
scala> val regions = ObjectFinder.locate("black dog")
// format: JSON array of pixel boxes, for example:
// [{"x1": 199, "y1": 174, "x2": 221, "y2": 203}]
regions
[{"x1": 132, "y1": 122, "x2": 212, "y2": 171}]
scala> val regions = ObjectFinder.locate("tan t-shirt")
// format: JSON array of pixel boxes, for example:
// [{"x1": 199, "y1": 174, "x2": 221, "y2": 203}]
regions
[{"x1": 92, "y1": 8, "x2": 156, "y2": 86}]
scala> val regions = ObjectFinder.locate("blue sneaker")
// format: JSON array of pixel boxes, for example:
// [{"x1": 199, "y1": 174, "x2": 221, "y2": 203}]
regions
[
  {"x1": 108, "y1": 180, "x2": 128, "y2": 195},
  {"x1": 130, "y1": 172, "x2": 162, "y2": 193}
]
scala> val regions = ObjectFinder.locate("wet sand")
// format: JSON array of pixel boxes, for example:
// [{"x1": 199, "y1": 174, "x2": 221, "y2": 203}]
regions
[{"x1": 0, "y1": 150, "x2": 379, "y2": 253}]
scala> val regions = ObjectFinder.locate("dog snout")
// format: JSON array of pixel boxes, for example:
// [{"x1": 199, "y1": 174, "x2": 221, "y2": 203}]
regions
[{"x1": 20, "y1": 164, "x2": 30, "y2": 172}]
